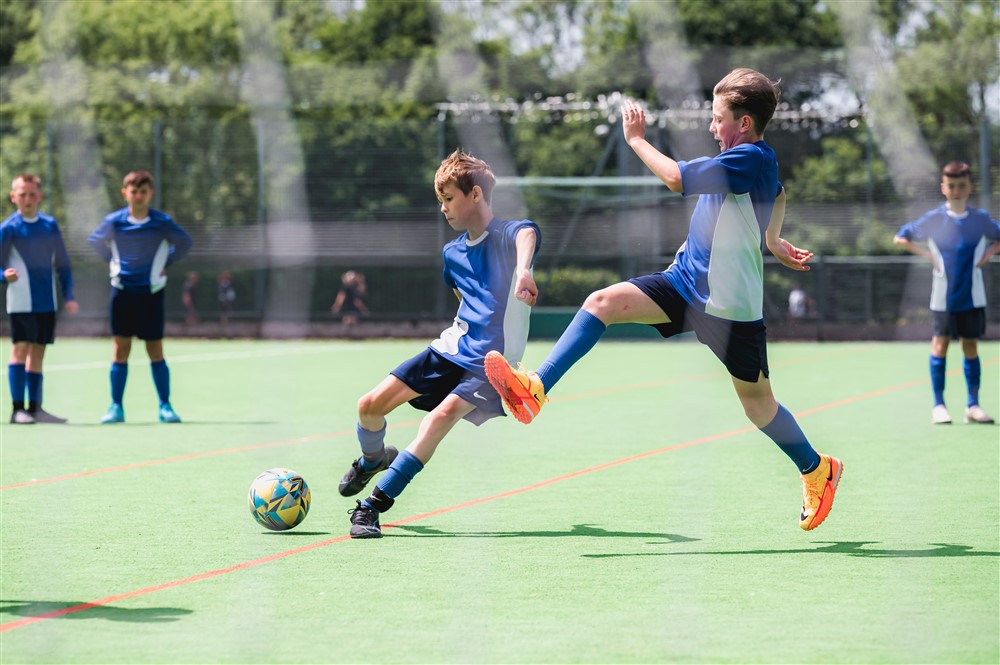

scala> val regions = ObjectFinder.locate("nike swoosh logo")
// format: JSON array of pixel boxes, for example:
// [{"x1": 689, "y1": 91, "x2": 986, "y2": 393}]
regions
[{"x1": 473, "y1": 391, "x2": 488, "y2": 401}]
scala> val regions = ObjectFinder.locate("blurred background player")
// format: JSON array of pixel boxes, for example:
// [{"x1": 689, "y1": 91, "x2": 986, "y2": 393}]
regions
[
  {"x1": 217, "y1": 270, "x2": 235, "y2": 326},
  {"x1": 181, "y1": 271, "x2": 200, "y2": 325},
  {"x1": 0, "y1": 173, "x2": 79, "y2": 424},
  {"x1": 88, "y1": 169, "x2": 193, "y2": 424},
  {"x1": 340, "y1": 149, "x2": 540, "y2": 538},
  {"x1": 894, "y1": 161, "x2": 1000, "y2": 425},
  {"x1": 485, "y1": 69, "x2": 842, "y2": 532},
  {"x1": 330, "y1": 269, "x2": 368, "y2": 328}
]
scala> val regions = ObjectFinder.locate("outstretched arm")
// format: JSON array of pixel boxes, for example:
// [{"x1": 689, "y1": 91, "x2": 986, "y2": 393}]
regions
[
  {"x1": 514, "y1": 227, "x2": 539, "y2": 306},
  {"x1": 622, "y1": 99, "x2": 682, "y2": 192},
  {"x1": 765, "y1": 188, "x2": 813, "y2": 271}
]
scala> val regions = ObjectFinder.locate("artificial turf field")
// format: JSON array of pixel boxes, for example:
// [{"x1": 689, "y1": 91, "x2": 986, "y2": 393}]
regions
[{"x1": 1, "y1": 338, "x2": 998, "y2": 664}]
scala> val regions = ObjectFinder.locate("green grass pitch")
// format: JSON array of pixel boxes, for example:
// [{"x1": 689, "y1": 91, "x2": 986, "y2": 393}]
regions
[{"x1": 1, "y1": 338, "x2": 998, "y2": 663}]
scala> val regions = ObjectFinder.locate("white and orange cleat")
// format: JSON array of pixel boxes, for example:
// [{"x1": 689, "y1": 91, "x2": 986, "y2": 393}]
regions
[
  {"x1": 799, "y1": 454, "x2": 843, "y2": 531},
  {"x1": 484, "y1": 350, "x2": 548, "y2": 424}
]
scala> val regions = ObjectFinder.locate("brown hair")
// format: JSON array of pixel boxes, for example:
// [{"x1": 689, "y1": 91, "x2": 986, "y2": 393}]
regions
[
  {"x1": 713, "y1": 68, "x2": 781, "y2": 135},
  {"x1": 941, "y1": 161, "x2": 971, "y2": 180},
  {"x1": 11, "y1": 173, "x2": 41, "y2": 190},
  {"x1": 434, "y1": 149, "x2": 496, "y2": 203},
  {"x1": 123, "y1": 170, "x2": 154, "y2": 189}
]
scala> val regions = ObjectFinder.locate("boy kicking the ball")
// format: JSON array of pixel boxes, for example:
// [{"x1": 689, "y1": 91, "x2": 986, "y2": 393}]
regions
[
  {"x1": 339, "y1": 149, "x2": 540, "y2": 539},
  {"x1": 485, "y1": 68, "x2": 843, "y2": 531}
]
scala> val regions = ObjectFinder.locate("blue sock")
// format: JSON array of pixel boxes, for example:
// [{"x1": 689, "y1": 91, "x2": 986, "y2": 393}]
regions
[
  {"x1": 930, "y1": 355, "x2": 946, "y2": 406},
  {"x1": 362, "y1": 450, "x2": 424, "y2": 510},
  {"x1": 536, "y1": 310, "x2": 607, "y2": 393},
  {"x1": 964, "y1": 356, "x2": 981, "y2": 407},
  {"x1": 8, "y1": 363, "x2": 26, "y2": 407},
  {"x1": 110, "y1": 362, "x2": 128, "y2": 405},
  {"x1": 357, "y1": 421, "x2": 388, "y2": 470},
  {"x1": 26, "y1": 372, "x2": 42, "y2": 407},
  {"x1": 760, "y1": 404, "x2": 820, "y2": 474},
  {"x1": 150, "y1": 360, "x2": 170, "y2": 405}
]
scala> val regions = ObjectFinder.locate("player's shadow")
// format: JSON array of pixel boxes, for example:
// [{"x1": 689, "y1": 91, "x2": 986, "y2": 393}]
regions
[
  {"x1": 582, "y1": 541, "x2": 1000, "y2": 559},
  {"x1": 388, "y1": 523, "x2": 699, "y2": 544},
  {"x1": 64, "y1": 421, "x2": 277, "y2": 427},
  {"x1": 259, "y1": 530, "x2": 331, "y2": 536},
  {"x1": 0, "y1": 599, "x2": 192, "y2": 623}
]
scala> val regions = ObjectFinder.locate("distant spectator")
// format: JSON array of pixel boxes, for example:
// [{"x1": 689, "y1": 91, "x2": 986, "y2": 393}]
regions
[
  {"x1": 787, "y1": 283, "x2": 812, "y2": 324},
  {"x1": 182, "y1": 271, "x2": 199, "y2": 325},
  {"x1": 331, "y1": 270, "x2": 369, "y2": 327},
  {"x1": 217, "y1": 271, "x2": 235, "y2": 326}
]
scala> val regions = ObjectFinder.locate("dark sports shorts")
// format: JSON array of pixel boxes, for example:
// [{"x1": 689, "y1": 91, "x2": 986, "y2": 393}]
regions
[
  {"x1": 629, "y1": 273, "x2": 769, "y2": 383},
  {"x1": 390, "y1": 347, "x2": 506, "y2": 426},
  {"x1": 110, "y1": 288, "x2": 165, "y2": 340},
  {"x1": 932, "y1": 308, "x2": 986, "y2": 340},
  {"x1": 9, "y1": 312, "x2": 56, "y2": 344}
]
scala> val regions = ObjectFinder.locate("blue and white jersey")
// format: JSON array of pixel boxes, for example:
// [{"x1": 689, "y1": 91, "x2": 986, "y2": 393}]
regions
[
  {"x1": 897, "y1": 205, "x2": 1000, "y2": 312},
  {"x1": 666, "y1": 141, "x2": 781, "y2": 322},
  {"x1": 88, "y1": 208, "x2": 193, "y2": 293},
  {"x1": 430, "y1": 217, "x2": 540, "y2": 375},
  {"x1": 0, "y1": 212, "x2": 75, "y2": 314}
]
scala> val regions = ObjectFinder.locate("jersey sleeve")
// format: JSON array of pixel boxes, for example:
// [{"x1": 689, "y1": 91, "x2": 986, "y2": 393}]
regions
[
  {"x1": 679, "y1": 146, "x2": 763, "y2": 196},
  {"x1": 896, "y1": 211, "x2": 934, "y2": 241},
  {"x1": 88, "y1": 217, "x2": 115, "y2": 261},
  {"x1": 163, "y1": 217, "x2": 193, "y2": 266},
  {"x1": 504, "y1": 219, "x2": 541, "y2": 260},
  {"x1": 0, "y1": 223, "x2": 11, "y2": 283}
]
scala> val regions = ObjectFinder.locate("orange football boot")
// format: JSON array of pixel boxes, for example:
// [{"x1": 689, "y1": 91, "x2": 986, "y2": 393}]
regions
[
  {"x1": 484, "y1": 350, "x2": 548, "y2": 424},
  {"x1": 799, "y1": 454, "x2": 843, "y2": 531}
]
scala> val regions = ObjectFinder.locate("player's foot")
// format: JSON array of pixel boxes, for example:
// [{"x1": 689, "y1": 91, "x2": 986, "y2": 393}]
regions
[
  {"x1": 964, "y1": 405, "x2": 995, "y2": 424},
  {"x1": 100, "y1": 403, "x2": 125, "y2": 424},
  {"x1": 799, "y1": 454, "x2": 843, "y2": 531},
  {"x1": 348, "y1": 501, "x2": 382, "y2": 539},
  {"x1": 158, "y1": 403, "x2": 182, "y2": 423},
  {"x1": 931, "y1": 404, "x2": 952, "y2": 425},
  {"x1": 338, "y1": 445, "x2": 398, "y2": 497},
  {"x1": 10, "y1": 409, "x2": 35, "y2": 425},
  {"x1": 31, "y1": 408, "x2": 67, "y2": 424},
  {"x1": 483, "y1": 350, "x2": 548, "y2": 424}
]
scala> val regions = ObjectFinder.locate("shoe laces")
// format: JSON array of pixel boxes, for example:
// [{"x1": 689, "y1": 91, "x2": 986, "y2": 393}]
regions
[
  {"x1": 348, "y1": 502, "x2": 377, "y2": 524},
  {"x1": 515, "y1": 363, "x2": 549, "y2": 403}
]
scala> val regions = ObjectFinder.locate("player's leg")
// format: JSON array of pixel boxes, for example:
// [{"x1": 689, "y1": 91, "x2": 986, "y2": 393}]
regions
[
  {"x1": 485, "y1": 280, "x2": 667, "y2": 423},
  {"x1": 101, "y1": 335, "x2": 132, "y2": 423},
  {"x1": 8, "y1": 336, "x2": 31, "y2": 424},
  {"x1": 930, "y1": 311, "x2": 952, "y2": 423},
  {"x1": 732, "y1": 373, "x2": 842, "y2": 531},
  {"x1": 338, "y1": 375, "x2": 419, "y2": 497},
  {"x1": 24, "y1": 342, "x2": 65, "y2": 423},
  {"x1": 961, "y1": 334, "x2": 994, "y2": 424},
  {"x1": 350, "y1": 394, "x2": 474, "y2": 538},
  {"x1": 144, "y1": 338, "x2": 178, "y2": 423}
]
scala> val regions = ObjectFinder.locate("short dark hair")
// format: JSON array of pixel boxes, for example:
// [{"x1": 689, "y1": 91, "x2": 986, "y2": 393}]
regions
[
  {"x1": 941, "y1": 161, "x2": 971, "y2": 180},
  {"x1": 713, "y1": 68, "x2": 781, "y2": 135},
  {"x1": 435, "y1": 149, "x2": 496, "y2": 203},
  {"x1": 11, "y1": 173, "x2": 41, "y2": 190},
  {"x1": 123, "y1": 170, "x2": 154, "y2": 189}
]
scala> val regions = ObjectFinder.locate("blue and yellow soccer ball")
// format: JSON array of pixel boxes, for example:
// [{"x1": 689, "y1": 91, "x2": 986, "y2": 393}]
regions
[{"x1": 248, "y1": 468, "x2": 311, "y2": 531}]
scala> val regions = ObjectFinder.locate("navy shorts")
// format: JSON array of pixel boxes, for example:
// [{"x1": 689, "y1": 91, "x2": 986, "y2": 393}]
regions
[
  {"x1": 110, "y1": 288, "x2": 165, "y2": 340},
  {"x1": 9, "y1": 312, "x2": 56, "y2": 345},
  {"x1": 932, "y1": 308, "x2": 986, "y2": 340},
  {"x1": 390, "y1": 348, "x2": 506, "y2": 426},
  {"x1": 629, "y1": 273, "x2": 769, "y2": 383}
]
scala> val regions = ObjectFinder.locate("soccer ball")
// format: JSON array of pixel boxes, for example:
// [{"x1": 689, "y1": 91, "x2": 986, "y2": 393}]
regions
[{"x1": 248, "y1": 468, "x2": 311, "y2": 531}]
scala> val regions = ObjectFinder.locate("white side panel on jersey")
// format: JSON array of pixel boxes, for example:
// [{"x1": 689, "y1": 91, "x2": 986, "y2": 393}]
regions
[
  {"x1": 972, "y1": 236, "x2": 988, "y2": 308},
  {"x1": 431, "y1": 317, "x2": 469, "y2": 357},
  {"x1": 704, "y1": 193, "x2": 764, "y2": 321},
  {"x1": 109, "y1": 241, "x2": 122, "y2": 289},
  {"x1": 5, "y1": 247, "x2": 31, "y2": 313},
  {"x1": 501, "y1": 271, "x2": 531, "y2": 363},
  {"x1": 928, "y1": 240, "x2": 948, "y2": 311},
  {"x1": 149, "y1": 240, "x2": 170, "y2": 293}
]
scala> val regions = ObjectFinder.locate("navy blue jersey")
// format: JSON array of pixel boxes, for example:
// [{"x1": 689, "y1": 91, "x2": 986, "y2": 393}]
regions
[
  {"x1": 0, "y1": 212, "x2": 74, "y2": 313},
  {"x1": 88, "y1": 208, "x2": 193, "y2": 293},
  {"x1": 897, "y1": 205, "x2": 1000, "y2": 312},
  {"x1": 668, "y1": 141, "x2": 781, "y2": 322},
  {"x1": 429, "y1": 218, "x2": 540, "y2": 375}
]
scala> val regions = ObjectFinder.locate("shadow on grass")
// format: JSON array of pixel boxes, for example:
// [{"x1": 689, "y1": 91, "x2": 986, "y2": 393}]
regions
[
  {"x1": 63, "y1": 421, "x2": 277, "y2": 427},
  {"x1": 0, "y1": 599, "x2": 192, "y2": 623},
  {"x1": 390, "y1": 523, "x2": 699, "y2": 543},
  {"x1": 259, "y1": 530, "x2": 331, "y2": 536},
  {"x1": 582, "y1": 541, "x2": 1000, "y2": 559}
]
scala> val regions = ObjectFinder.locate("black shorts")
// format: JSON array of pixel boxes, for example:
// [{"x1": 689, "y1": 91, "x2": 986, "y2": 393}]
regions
[
  {"x1": 9, "y1": 312, "x2": 56, "y2": 345},
  {"x1": 390, "y1": 348, "x2": 505, "y2": 426},
  {"x1": 932, "y1": 308, "x2": 986, "y2": 340},
  {"x1": 629, "y1": 273, "x2": 769, "y2": 383},
  {"x1": 110, "y1": 288, "x2": 165, "y2": 340}
]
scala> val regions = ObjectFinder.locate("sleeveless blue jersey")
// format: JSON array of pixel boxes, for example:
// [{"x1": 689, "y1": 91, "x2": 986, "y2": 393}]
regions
[
  {"x1": 0, "y1": 212, "x2": 75, "y2": 314},
  {"x1": 429, "y1": 218, "x2": 540, "y2": 375},
  {"x1": 88, "y1": 208, "x2": 193, "y2": 293},
  {"x1": 667, "y1": 141, "x2": 781, "y2": 322},
  {"x1": 896, "y1": 205, "x2": 1000, "y2": 312}
]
